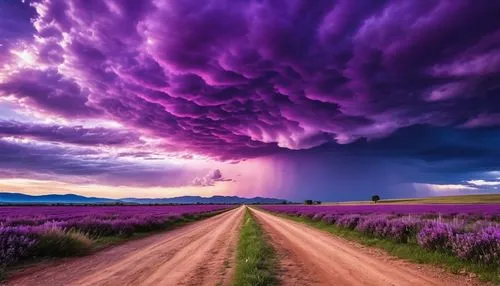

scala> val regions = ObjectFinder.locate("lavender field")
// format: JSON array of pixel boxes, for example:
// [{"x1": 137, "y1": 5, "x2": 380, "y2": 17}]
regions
[
  {"x1": 0, "y1": 205, "x2": 231, "y2": 273},
  {"x1": 260, "y1": 204, "x2": 500, "y2": 267}
]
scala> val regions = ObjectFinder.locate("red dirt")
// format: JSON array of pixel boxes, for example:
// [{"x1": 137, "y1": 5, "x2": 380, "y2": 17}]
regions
[{"x1": 251, "y1": 207, "x2": 486, "y2": 286}]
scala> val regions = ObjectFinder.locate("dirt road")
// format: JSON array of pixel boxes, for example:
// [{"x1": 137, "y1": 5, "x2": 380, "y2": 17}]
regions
[
  {"x1": 250, "y1": 207, "x2": 481, "y2": 286},
  {"x1": 8, "y1": 206, "x2": 244, "y2": 286}
]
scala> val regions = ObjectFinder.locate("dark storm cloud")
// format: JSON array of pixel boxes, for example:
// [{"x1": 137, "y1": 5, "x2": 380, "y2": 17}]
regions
[
  {"x1": 1, "y1": 0, "x2": 500, "y2": 163},
  {"x1": 0, "y1": 120, "x2": 141, "y2": 146}
]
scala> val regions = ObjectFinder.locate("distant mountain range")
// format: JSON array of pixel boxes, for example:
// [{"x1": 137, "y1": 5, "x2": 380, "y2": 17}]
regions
[{"x1": 0, "y1": 192, "x2": 289, "y2": 205}]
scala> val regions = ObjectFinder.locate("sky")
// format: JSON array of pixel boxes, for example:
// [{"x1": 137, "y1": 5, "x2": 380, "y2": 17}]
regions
[{"x1": 0, "y1": 0, "x2": 500, "y2": 201}]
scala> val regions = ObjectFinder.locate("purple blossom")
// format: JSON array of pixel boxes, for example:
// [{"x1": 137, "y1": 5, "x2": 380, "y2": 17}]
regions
[
  {"x1": 451, "y1": 226, "x2": 500, "y2": 265},
  {"x1": 417, "y1": 222, "x2": 459, "y2": 251},
  {"x1": 0, "y1": 205, "x2": 230, "y2": 268},
  {"x1": 261, "y1": 204, "x2": 500, "y2": 265},
  {"x1": 0, "y1": 226, "x2": 38, "y2": 267}
]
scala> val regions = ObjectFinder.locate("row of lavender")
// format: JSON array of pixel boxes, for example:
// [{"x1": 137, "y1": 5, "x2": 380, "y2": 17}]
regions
[
  {"x1": 0, "y1": 205, "x2": 231, "y2": 271},
  {"x1": 260, "y1": 204, "x2": 500, "y2": 266}
]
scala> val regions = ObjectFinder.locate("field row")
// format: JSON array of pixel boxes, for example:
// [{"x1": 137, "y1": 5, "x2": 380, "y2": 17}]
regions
[
  {"x1": 0, "y1": 205, "x2": 232, "y2": 275},
  {"x1": 260, "y1": 204, "x2": 500, "y2": 268}
]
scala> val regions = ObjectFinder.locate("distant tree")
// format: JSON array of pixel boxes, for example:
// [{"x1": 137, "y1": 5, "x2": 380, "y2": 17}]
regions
[
  {"x1": 281, "y1": 200, "x2": 287, "y2": 204},
  {"x1": 304, "y1": 199, "x2": 313, "y2": 205},
  {"x1": 371, "y1": 195, "x2": 380, "y2": 203},
  {"x1": 314, "y1": 201, "x2": 322, "y2": 205}
]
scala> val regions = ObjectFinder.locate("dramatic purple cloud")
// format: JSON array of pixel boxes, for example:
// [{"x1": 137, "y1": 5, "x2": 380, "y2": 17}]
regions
[
  {"x1": 0, "y1": 0, "x2": 498, "y2": 160},
  {"x1": 0, "y1": 0, "x2": 500, "y2": 199},
  {"x1": 0, "y1": 69, "x2": 102, "y2": 118}
]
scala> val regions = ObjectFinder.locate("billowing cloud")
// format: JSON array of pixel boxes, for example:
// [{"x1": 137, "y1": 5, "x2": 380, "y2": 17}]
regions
[
  {"x1": 0, "y1": 0, "x2": 498, "y2": 161},
  {"x1": 0, "y1": 69, "x2": 102, "y2": 118},
  {"x1": 192, "y1": 169, "x2": 231, "y2": 186}
]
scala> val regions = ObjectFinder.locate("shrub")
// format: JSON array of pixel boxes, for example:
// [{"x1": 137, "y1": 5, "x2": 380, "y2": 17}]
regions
[
  {"x1": 35, "y1": 228, "x2": 92, "y2": 257},
  {"x1": 110, "y1": 220, "x2": 135, "y2": 237},
  {"x1": 417, "y1": 222, "x2": 463, "y2": 251},
  {"x1": 312, "y1": 212, "x2": 326, "y2": 221},
  {"x1": 386, "y1": 218, "x2": 422, "y2": 243},
  {"x1": 451, "y1": 226, "x2": 500, "y2": 266},
  {"x1": 0, "y1": 226, "x2": 38, "y2": 267},
  {"x1": 337, "y1": 215, "x2": 362, "y2": 229},
  {"x1": 300, "y1": 213, "x2": 315, "y2": 219},
  {"x1": 355, "y1": 216, "x2": 421, "y2": 243},
  {"x1": 322, "y1": 214, "x2": 339, "y2": 224}
]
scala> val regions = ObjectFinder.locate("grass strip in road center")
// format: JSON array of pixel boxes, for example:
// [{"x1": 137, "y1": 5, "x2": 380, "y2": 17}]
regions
[
  {"x1": 233, "y1": 207, "x2": 277, "y2": 286},
  {"x1": 273, "y1": 212, "x2": 500, "y2": 284}
]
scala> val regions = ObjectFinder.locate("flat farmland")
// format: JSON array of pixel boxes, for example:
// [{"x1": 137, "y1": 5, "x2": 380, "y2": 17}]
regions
[{"x1": 1, "y1": 203, "x2": 499, "y2": 285}]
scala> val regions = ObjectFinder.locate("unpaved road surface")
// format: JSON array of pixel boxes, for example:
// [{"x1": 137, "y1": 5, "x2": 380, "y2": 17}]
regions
[
  {"x1": 8, "y1": 206, "x2": 244, "y2": 286},
  {"x1": 251, "y1": 207, "x2": 483, "y2": 286}
]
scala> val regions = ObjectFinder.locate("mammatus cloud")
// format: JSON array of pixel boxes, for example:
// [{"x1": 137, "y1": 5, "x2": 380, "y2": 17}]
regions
[
  {"x1": 0, "y1": 0, "x2": 499, "y2": 161},
  {"x1": 192, "y1": 169, "x2": 232, "y2": 187}
]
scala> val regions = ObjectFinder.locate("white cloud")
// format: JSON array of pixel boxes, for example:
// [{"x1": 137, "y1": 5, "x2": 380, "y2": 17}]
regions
[
  {"x1": 417, "y1": 183, "x2": 478, "y2": 192},
  {"x1": 192, "y1": 169, "x2": 232, "y2": 187},
  {"x1": 467, "y1": 179, "x2": 500, "y2": 186}
]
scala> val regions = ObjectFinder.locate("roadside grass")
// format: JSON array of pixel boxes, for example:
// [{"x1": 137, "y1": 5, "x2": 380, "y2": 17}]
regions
[
  {"x1": 2, "y1": 209, "x2": 229, "y2": 281},
  {"x1": 35, "y1": 229, "x2": 92, "y2": 257},
  {"x1": 233, "y1": 207, "x2": 277, "y2": 286},
  {"x1": 279, "y1": 214, "x2": 500, "y2": 284}
]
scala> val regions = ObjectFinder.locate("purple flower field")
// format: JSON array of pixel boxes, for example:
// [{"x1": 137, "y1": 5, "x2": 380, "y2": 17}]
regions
[
  {"x1": 260, "y1": 204, "x2": 500, "y2": 266},
  {"x1": 0, "y1": 205, "x2": 231, "y2": 271}
]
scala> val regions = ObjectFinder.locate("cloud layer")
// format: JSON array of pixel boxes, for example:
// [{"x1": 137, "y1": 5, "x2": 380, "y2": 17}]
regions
[
  {"x1": 0, "y1": 120, "x2": 140, "y2": 146},
  {"x1": 1, "y1": 0, "x2": 499, "y2": 161}
]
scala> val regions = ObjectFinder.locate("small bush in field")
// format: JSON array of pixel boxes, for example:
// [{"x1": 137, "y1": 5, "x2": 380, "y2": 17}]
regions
[{"x1": 35, "y1": 228, "x2": 92, "y2": 257}]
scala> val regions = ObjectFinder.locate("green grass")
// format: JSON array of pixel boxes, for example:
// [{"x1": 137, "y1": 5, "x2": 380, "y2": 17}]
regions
[
  {"x1": 278, "y1": 214, "x2": 500, "y2": 284},
  {"x1": 233, "y1": 207, "x2": 277, "y2": 286},
  {"x1": 35, "y1": 229, "x2": 93, "y2": 257}
]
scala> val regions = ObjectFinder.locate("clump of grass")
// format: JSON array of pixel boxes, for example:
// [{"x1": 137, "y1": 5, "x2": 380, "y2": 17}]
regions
[
  {"x1": 233, "y1": 208, "x2": 277, "y2": 286},
  {"x1": 35, "y1": 228, "x2": 92, "y2": 257}
]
